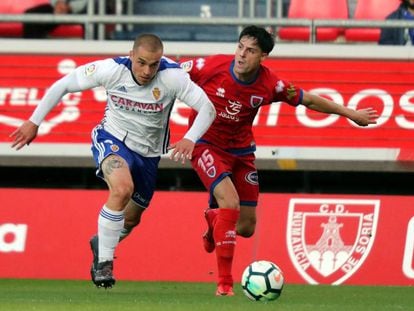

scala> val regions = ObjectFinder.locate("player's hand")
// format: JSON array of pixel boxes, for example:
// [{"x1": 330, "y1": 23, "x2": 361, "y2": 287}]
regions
[
  {"x1": 168, "y1": 138, "x2": 194, "y2": 164},
  {"x1": 352, "y1": 107, "x2": 379, "y2": 126},
  {"x1": 9, "y1": 120, "x2": 39, "y2": 150}
]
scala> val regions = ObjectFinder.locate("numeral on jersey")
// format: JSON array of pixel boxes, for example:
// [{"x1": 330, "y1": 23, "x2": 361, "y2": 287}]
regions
[{"x1": 198, "y1": 149, "x2": 216, "y2": 178}]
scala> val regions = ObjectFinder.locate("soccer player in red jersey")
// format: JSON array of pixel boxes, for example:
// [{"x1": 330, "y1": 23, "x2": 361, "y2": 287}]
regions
[{"x1": 180, "y1": 25, "x2": 378, "y2": 296}]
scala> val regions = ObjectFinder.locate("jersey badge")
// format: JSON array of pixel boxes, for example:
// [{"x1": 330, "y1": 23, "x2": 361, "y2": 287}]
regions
[
  {"x1": 152, "y1": 87, "x2": 161, "y2": 100},
  {"x1": 250, "y1": 95, "x2": 263, "y2": 108},
  {"x1": 85, "y1": 64, "x2": 97, "y2": 76},
  {"x1": 180, "y1": 60, "x2": 193, "y2": 72},
  {"x1": 110, "y1": 143, "x2": 120, "y2": 152}
]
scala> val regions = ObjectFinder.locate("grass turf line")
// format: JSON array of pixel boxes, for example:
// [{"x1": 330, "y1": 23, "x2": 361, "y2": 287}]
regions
[{"x1": 0, "y1": 279, "x2": 412, "y2": 311}]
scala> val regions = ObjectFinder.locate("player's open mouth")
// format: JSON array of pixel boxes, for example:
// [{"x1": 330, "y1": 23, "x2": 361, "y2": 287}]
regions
[{"x1": 236, "y1": 60, "x2": 245, "y2": 67}]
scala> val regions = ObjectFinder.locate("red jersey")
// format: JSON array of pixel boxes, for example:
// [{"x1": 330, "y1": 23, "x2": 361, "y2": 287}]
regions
[{"x1": 182, "y1": 54, "x2": 303, "y2": 154}]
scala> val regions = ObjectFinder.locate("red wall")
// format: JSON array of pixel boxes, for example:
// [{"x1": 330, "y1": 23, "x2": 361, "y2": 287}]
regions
[
  {"x1": 0, "y1": 55, "x2": 413, "y2": 161},
  {"x1": 1, "y1": 188, "x2": 413, "y2": 285}
]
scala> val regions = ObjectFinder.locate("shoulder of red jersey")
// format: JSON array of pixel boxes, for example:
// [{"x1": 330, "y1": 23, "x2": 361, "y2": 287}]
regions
[
  {"x1": 258, "y1": 65, "x2": 303, "y2": 106},
  {"x1": 180, "y1": 54, "x2": 233, "y2": 73}
]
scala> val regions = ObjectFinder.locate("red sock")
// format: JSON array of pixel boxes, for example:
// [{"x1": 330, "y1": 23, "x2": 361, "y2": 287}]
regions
[{"x1": 213, "y1": 208, "x2": 239, "y2": 285}]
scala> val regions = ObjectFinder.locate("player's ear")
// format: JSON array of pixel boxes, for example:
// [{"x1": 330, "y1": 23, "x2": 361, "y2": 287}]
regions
[
  {"x1": 129, "y1": 50, "x2": 134, "y2": 59},
  {"x1": 260, "y1": 53, "x2": 268, "y2": 61}
]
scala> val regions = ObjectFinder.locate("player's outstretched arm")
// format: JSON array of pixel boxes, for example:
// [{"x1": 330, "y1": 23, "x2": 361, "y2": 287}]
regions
[
  {"x1": 10, "y1": 120, "x2": 39, "y2": 150},
  {"x1": 9, "y1": 65, "x2": 96, "y2": 151},
  {"x1": 301, "y1": 91, "x2": 378, "y2": 126},
  {"x1": 345, "y1": 107, "x2": 379, "y2": 126}
]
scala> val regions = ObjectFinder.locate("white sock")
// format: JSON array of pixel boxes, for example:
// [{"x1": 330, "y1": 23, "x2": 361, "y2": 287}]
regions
[{"x1": 98, "y1": 205, "x2": 124, "y2": 263}]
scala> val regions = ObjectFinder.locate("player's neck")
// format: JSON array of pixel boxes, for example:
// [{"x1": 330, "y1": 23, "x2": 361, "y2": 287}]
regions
[{"x1": 232, "y1": 69, "x2": 259, "y2": 83}]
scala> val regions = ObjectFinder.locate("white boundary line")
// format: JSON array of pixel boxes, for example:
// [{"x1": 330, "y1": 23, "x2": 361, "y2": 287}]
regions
[{"x1": 0, "y1": 143, "x2": 399, "y2": 161}]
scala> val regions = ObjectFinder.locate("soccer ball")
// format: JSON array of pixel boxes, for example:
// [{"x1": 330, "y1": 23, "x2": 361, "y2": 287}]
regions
[{"x1": 241, "y1": 260, "x2": 284, "y2": 301}]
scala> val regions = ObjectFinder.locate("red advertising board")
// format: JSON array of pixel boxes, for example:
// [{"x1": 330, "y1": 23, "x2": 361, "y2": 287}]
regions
[
  {"x1": 1, "y1": 188, "x2": 413, "y2": 286},
  {"x1": 0, "y1": 54, "x2": 413, "y2": 162}
]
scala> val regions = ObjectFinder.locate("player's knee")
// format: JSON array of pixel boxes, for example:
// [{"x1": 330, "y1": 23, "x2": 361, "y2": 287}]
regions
[
  {"x1": 237, "y1": 219, "x2": 256, "y2": 237},
  {"x1": 124, "y1": 216, "x2": 140, "y2": 229},
  {"x1": 219, "y1": 197, "x2": 240, "y2": 209},
  {"x1": 110, "y1": 183, "x2": 134, "y2": 206},
  {"x1": 238, "y1": 226, "x2": 255, "y2": 237}
]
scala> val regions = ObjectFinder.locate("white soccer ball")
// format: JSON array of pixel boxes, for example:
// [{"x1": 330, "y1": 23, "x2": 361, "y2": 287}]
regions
[{"x1": 241, "y1": 260, "x2": 284, "y2": 301}]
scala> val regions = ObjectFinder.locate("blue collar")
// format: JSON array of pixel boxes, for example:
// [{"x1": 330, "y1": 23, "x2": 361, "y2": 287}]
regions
[{"x1": 229, "y1": 60, "x2": 260, "y2": 85}]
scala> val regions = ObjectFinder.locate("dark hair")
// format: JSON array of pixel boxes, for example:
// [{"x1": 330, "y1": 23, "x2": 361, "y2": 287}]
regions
[
  {"x1": 238, "y1": 25, "x2": 275, "y2": 54},
  {"x1": 400, "y1": 0, "x2": 414, "y2": 9}
]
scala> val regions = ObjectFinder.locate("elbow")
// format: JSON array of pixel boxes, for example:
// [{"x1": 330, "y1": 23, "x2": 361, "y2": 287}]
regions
[
  {"x1": 211, "y1": 103, "x2": 217, "y2": 119},
  {"x1": 209, "y1": 101, "x2": 217, "y2": 120}
]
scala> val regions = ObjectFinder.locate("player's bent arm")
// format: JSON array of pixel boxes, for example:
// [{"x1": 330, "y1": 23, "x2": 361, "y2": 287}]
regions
[
  {"x1": 184, "y1": 98, "x2": 216, "y2": 142},
  {"x1": 168, "y1": 96, "x2": 215, "y2": 164},
  {"x1": 29, "y1": 71, "x2": 82, "y2": 125},
  {"x1": 29, "y1": 64, "x2": 101, "y2": 125},
  {"x1": 175, "y1": 72, "x2": 216, "y2": 142}
]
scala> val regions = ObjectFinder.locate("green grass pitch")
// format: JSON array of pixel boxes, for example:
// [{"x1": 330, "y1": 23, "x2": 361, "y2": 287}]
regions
[{"x1": 0, "y1": 279, "x2": 412, "y2": 311}]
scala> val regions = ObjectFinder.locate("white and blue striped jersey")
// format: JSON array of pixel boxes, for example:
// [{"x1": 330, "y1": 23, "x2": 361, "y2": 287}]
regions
[{"x1": 30, "y1": 56, "x2": 215, "y2": 156}]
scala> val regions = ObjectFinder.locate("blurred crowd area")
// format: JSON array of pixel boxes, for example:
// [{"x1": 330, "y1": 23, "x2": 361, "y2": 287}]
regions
[{"x1": 0, "y1": 0, "x2": 411, "y2": 44}]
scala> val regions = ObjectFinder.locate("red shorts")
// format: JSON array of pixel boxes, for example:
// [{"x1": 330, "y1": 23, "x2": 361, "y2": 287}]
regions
[{"x1": 191, "y1": 143, "x2": 259, "y2": 208}]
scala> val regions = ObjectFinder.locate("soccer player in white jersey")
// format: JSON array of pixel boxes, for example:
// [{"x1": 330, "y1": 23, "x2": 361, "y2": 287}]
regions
[{"x1": 10, "y1": 34, "x2": 216, "y2": 288}]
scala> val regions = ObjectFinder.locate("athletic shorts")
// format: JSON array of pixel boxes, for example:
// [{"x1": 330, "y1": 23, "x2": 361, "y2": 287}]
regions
[
  {"x1": 191, "y1": 143, "x2": 259, "y2": 208},
  {"x1": 91, "y1": 125, "x2": 160, "y2": 208}
]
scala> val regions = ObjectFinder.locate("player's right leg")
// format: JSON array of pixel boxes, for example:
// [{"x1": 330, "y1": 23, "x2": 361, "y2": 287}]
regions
[
  {"x1": 191, "y1": 144, "x2": 240, "y2": 295},
  {"x1": 89, "y1": 199, "x2": 145, "y2": 286},
  {"x1": 90, "y1": 127, "x2": 134, "y2": 288},
  {"x1": 212, "y1": 177, "x2": 240, "y2": 296},
  {"x1": 94, "y1": 154, "x2": 133, "y2": 288}
]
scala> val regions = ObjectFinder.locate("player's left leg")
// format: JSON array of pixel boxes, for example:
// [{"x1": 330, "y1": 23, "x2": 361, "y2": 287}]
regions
[
  {"x1": 202, "y1": 208, "x2": 218, "y2": 253},
  {"x1": 232, "y1": 154, "x2": 258, "y2": 238},
  {"x1": 236, "y1": 205, "x2": 256, "y2": 237},
  {"x1": 115, "y1": 150, "x2": 159, "y2": 242},
  {"x1": 120, "y1": 200, "x2": 146, "y2": 241},
  {"x1": 204, "y1": 205, "x2": 256, "y2": 253}
]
